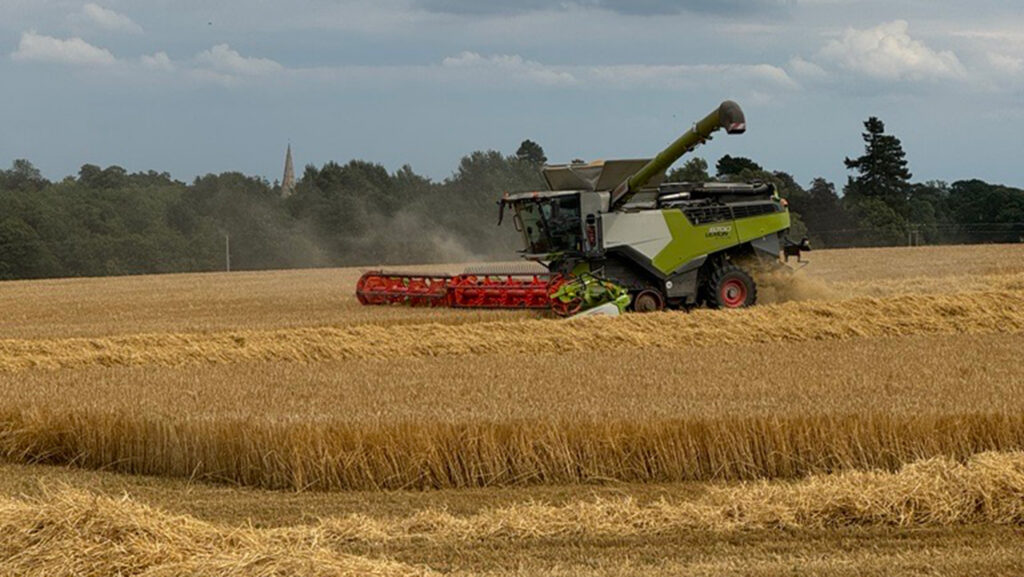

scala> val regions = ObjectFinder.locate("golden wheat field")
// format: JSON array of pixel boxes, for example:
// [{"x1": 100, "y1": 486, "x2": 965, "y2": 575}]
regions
[{"x1": 3, "y1": 243, "x2": 1024, "y2": 576}]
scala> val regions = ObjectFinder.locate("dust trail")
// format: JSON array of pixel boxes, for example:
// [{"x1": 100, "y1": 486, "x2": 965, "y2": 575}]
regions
[
  {"x1": 755, "y1": 267, "x2": 1024, "y2": 304},
  {"x1": 753, "y1": 267, "x2": 837, "y2": 304}
]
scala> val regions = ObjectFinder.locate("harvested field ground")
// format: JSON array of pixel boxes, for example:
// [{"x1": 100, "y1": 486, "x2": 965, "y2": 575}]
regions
[
  {"x1": 4, "y1": 453, "x2": 1024, "y2": 576},
  {"x1": 2, "y1": 244, "x2": 1024, "y2": 575}
]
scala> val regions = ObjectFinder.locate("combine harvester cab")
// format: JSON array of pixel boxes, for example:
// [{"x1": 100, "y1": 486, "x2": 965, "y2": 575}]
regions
[{"x1": 358, "y1": 100, "x2": 806, "y2": 315}]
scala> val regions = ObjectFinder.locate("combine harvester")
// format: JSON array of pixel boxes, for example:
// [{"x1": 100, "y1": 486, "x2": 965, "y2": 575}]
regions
[{"x1": 357, "y1": 100, "x2": 807, "y2": 316}]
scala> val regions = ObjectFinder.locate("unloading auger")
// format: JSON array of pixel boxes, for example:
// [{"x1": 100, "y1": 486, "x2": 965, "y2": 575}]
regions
[{"x1": 356, "y1": 100, "x2": 805, "y2": 316}]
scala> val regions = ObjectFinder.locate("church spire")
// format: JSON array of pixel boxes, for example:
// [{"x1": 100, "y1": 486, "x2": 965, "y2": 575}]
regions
[{"x1": 281, "y1": 144, "x2": 296, "y2": 197}]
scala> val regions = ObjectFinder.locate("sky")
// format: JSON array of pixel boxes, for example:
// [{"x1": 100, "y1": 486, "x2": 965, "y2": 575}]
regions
[{"x1": 2, "y1": 0, "x2": 1023, "y2": 189}]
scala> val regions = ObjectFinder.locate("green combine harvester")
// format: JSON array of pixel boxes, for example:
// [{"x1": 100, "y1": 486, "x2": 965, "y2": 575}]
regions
[{"x1": 357, "y1": 100, "x2": 807, "y2": 315}]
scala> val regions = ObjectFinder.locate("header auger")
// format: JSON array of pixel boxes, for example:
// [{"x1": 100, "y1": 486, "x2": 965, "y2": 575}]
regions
[
  {"x1": 356, "y1": 100, "x2": 805, "y2": 316},
  {"x1": 356, "y1": 270, "x2": 559, "y2": 310}
]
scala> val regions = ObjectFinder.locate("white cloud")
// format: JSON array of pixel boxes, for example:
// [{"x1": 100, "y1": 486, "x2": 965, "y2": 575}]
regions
[
  {"x1": 951, "y1": 28, "x2": 1024, "y2": 49},
  {"x1": 787, "y1": 56, "x2": 827, "y2": 79},
  {"x1": 818, "y1": 20, "x2": 965, "y2": 81},
  {"x1": 433, "y1": 53, "x2": 794, "y2": 91},
  {"x1": 195, "y1": 44, "x2": 283, "y2": 77},
  {"x1": 441, "y1": 51, "x2": 577, "y2": 86},
  {"x1": 585, "y1": 63, "x2": 797, "y2": 90},
  {"x1": 10, "y1": 30, "x2": 116, "y2": 66},
  {"x1": 80, "y1": 3, "x2": 143, "y2": 34},
  {"x1": 986, "y1": 52, "x2": 1022, "y2": 74},
  {"x1": 141, "y1": 51, "x2": 174, "y2": 71}
]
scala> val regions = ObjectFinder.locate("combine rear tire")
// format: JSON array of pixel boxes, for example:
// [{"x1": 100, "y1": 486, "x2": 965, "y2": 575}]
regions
[{"x1": 706, "y1": 265, "x2": 757, "y2": 309}]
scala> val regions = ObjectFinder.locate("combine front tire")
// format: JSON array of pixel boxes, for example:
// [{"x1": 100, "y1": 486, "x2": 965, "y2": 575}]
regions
[
  {"x1": 632, "y1": 289, "x2": 665, "y2": 312},
  {"x1": 706, "y1": 265, "x2": 757, "y2": 309}
]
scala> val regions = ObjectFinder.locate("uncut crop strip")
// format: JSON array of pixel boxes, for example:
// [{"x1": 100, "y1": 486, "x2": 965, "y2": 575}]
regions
[
  {"x1": 2, "y1": 289, "x2": 1023, "y2": 371},
  {"x1": 5, "y1": 409, "x2": 1024, "y2": 490},
  {"x1": 3, "y1": 331, "x2": 1021, "y2": 492}
]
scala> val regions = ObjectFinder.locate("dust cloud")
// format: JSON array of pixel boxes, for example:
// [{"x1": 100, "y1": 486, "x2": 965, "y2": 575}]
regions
[{"x1": 752, "y1": 266, "x2": 837, "y2": 304}]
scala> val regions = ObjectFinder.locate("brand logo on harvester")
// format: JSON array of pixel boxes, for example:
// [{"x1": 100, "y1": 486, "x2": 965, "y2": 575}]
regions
[{"x1": 706, "y1": 225, "x2": 732, "y2": 237}]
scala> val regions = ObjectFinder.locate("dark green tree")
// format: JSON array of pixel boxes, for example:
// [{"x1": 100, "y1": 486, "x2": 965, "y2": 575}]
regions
[
  {"x1": 129, "y1": 170, "x2": 177, "y2": 187},
  {"x1": 666, "y1": 157, "x2": 711, "y2": 183},
  {"x1": 843, "y1": 117, "x2": 912, "y2": 214},
  {"x1": 906, "y1": 181, "x2": 954, "y2": 244},
  {"x1": 0, "y1": 216, "x2": 56, "y2": 278},
  {"x1": 0, "y1": 159, "x2": 49, "y2": 192},
  {"x1": 515, "y1": 140, "x2": 547, "y2": 165},
  {"x1": 716, "y1": 155, "x2": 762, "y2": 178},
  {"x1": 77, "y1": 164, "x2": 130, "y2": 189},
  {"x1": 797, "y1": 178, "x2": 858, "y2": 247},
  {"x1": 946, "y1": 180, "x2": 1024, "y2": 243},
  {"x1": 846, "y1": 197, "x2": 908, "y2": 246},
  {"x1": 841, "y1": 117, "x2": 915, "y2": 244}
]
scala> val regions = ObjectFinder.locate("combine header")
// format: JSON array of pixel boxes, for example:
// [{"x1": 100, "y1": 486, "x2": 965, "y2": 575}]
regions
[
  {"x1": 355, "y1": 270, "x2": 556, "y2": 310},
  {"x1": 357, "y1": 100, "x2": 806, "y2": 315},
  {"x1": 356, "y1": 269, "x2": 626, "y2": 316}
]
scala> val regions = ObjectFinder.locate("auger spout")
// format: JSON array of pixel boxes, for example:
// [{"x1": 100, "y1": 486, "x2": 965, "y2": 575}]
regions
[{"x1": 610, "y1": 100, "x2": 746, "y2": 209}]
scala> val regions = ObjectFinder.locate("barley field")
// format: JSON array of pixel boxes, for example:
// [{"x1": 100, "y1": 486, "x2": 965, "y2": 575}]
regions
[{"x1": 2, "y1": 243, "x2": 1024, "y2": 575}]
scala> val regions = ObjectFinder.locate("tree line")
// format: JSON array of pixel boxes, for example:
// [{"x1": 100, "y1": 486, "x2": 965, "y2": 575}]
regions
[{"x1": 1, "y1": 121, "x2": 1022, "y2": 280}]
